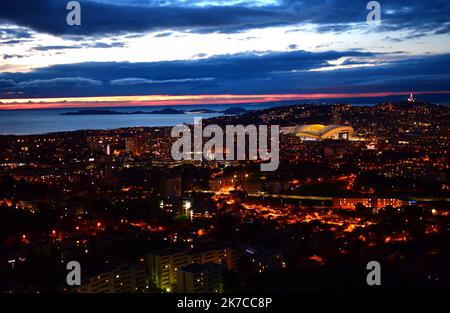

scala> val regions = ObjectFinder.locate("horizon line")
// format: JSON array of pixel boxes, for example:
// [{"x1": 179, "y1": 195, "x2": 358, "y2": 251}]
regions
[{"x1": 1, "y1": 91, "x2": 450, "y2": 110}]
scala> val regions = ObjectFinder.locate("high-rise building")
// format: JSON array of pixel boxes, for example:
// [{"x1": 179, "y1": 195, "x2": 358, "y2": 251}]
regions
[
  {"x1": 65, "y1": 263, "x2": 147, "y2": 293},
  {"x1": 176, "y1": 263, "x2": 224, "y2": 293},
  {"x1": 188, "y1": 246, "x2": 239, "y2": 270},
  {"x1": 146, "y1": 248, "x2": 188, "y2": 292},
  {"x1": 146, "y1": 246, "x2": 239, "y2": 292}
]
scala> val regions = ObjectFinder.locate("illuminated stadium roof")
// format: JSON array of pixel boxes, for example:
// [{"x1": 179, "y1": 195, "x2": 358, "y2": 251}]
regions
[{"x1": 284, "y1": 124, "x2": 355, "y2": 140}]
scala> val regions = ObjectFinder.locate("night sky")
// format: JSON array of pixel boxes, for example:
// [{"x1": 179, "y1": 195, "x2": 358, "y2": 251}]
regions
[{"x1": 0, "y1": 0, "x2": 449, "y2": 107}]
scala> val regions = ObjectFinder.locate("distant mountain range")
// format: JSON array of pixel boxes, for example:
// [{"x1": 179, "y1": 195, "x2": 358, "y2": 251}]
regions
[{"x1": 61, "y1": 107, "x2": 248, "y2": 116}]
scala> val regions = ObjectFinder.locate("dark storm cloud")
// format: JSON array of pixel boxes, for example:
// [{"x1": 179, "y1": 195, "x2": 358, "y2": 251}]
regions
[
  {"x1": 0, "y1": 79, "x2": 16, "y2": 88},
  {"x1": 110, "y1": 77, "x2": 214, "y2": 86},
  {"x1": 0, "y1": 25, "x2": 34, "y2": 45},
  {"x1": 33, "y1": 45, "x2": 82, "y2": 51},
  {"x1": 192, "y1": 53, "x2": 208, "y2": 58},
  {"x1": 1, "y1": 50, "x2": 449, "y2": 98},
  {"x1": 0, "y1": 39, "x2": 33, "y2": 46},
  {"x1": 32, "y1": 41, "x2": 126, "y2": 51},
  {"x1": 0, "y1": 0, "x2": 285, "y2": 36},
  {"x1": 0, "y1": 0, "x2": 448, "y2": 37},
  {"x1": 0, "y1": 26, "x2": 33, "y2": 40},
  {"x1": 0, "y1": 77, "x2": 102, "y2": 89},
  {"x1": 153, "y1": 32, "x2": 173, "y2": 38},
  {"x1": 0, "y1": 49, "x2": 373, "y2": 81},
  {"x1": 90, "y1": 41, "x2": 126, "y2": 48},
  {"x1": 16, "y1": 77, "x2": 102, "y2": 88},
  {"x1": 3, "y1": 54, "x2": 26, "y2": 60}
]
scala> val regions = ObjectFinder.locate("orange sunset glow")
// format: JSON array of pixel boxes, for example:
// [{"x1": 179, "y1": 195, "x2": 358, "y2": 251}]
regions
[{"x1": 1, "y1": 90, "x2": 450, "y2": 110}]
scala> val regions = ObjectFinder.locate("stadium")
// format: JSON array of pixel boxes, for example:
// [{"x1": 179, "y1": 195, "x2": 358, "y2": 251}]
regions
[{"x1": 282, "y1": 124, "x2": 355, "y2": 140}]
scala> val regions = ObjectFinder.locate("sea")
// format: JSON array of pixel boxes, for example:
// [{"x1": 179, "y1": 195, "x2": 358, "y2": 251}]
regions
[
  {"x1": 0, "y1": 95, "x2": 448, "y2": 135},
  {"x1": 0, "y1": 103, "x2": 287, "y2": 135}
]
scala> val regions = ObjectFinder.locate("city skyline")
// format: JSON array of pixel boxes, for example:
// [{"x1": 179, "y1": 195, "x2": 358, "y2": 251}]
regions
[{"x1": 0, "y1": 0, "x2": 449, "y2": 299}]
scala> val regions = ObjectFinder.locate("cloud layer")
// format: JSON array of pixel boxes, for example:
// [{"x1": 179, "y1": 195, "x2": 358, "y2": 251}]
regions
[
  {"x1": 1, "y1": 50, "x2": 449, "y2": 99},
  {"x1": 0, "y1": 0, "x2": 449, "y2": 37},
  {"x1": 0, "y1": 0, "x2": 449, "y2": 104}
]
